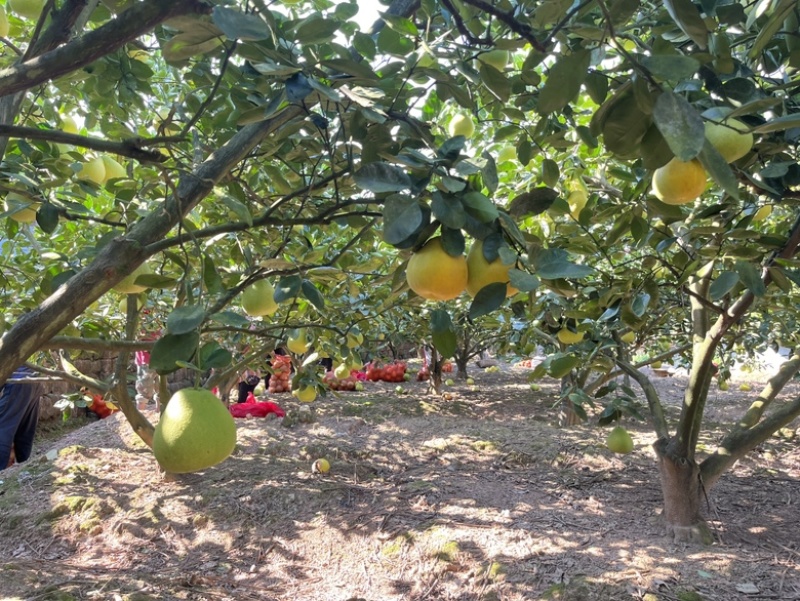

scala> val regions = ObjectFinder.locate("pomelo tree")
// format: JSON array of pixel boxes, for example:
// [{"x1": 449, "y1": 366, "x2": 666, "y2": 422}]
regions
[{"x1": 0, "y1": 0, "x2": 798, "y2": 543}]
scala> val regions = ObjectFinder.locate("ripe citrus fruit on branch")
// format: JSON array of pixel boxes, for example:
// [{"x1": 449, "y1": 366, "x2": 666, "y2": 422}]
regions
[
  {"x1": 557, "y1": 328, "x2": 584, "y2": 345},
  {"x1": 287, "y1": 329, "x2": 313, "y2": 355},
  {"x1": 241, "y1": 279, "x2": 278, "y2": 317},
  {"x1": 114, "y1": 263, "x2": 152, "y2": 294},
  {"x1": 4, "y1": 192, "x2": 40, "y2": 224},
  {"x1": 652, "y1": 158, "x2": 706, "y2": 205},
  {"x1": 448, "y1": 114, "x2": 475, "y2": 139},
  {"x1": 606, "y1": 426, "x2": 634, "y2": 454},
  {"x1": 405, "y1": 237, "x2": 468, "y2": 301},
  {"x1": 478, "y1": 49, "x2": 510, "y2": 71},
  {"x1": 153, "y1": 388, "x2": 237, "y2": 473},
  {"x1": 466, "y1": 239, "x2": 518, "y2": 297},
  {"x1": 704, "y1": 118, "x2": 753, "y2": 163},
  {"x1": 9, "y1": 0, "x2": 45, "y2": 19}
]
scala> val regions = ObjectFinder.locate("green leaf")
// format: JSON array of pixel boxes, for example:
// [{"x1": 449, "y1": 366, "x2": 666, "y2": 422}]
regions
[
  {"x1": 210, "y1": 311, "x2": 250, "y2": 328},
  {"x1": 384, "y1": 194, "x2": 425, "y2": 244},
  {"x1": 36, "y1": 203, "x2": 59, "y2": 234},
  {"x1": 537, "y1": 50, "x2": 591, "y2": 114},
  {"x1": 461, "y1": 191, "x2": 499, "y2": 223},
  {"x1": 664, "y1": 0, "x2": 709, "y2": 49},
  {"x1": 709, "y1": 271, "x2": 739, "y2": 300},
  {"x1": 640, "y1": 54, "x2": 700, "y2": 80},
  {"x1": 548, "y1": 354, "x2": 581, "y2": 378},
  {"x1": 507, "y1": 187, "x2": 558, "y2": 218},
  {"x1": 479, "y1": 64, "x2": 512, "y2": 103},
  {"x1": 541, "y1": 159, "x2": 560, "y2": 187},
  {"x1": 202, "y1": 255, "x2": 224, "y2": 296},
  {"x1": 161, "y1": 28, "x2": 223, "y2": 63},
  {"x1": 166, "y1": 305, "x2": 205, "y2": 336},
  {"x1": 212, "y1": 6, "x2": 270, "y2": 41},
  {"x1": 150, "y1": 332, "x2": 200, "y2": 375},
  {"x1": 295, "y1": 16, "x2": 341, "y2": 44},
  {"x1": 653, "y1": 92, "x2": 705, "y2": 161},
  {"x1": 321, "y1": 58, "x2": 379, "y2": 80},
  {"x1": 198, "y1": 341, "x2": 232, "y2": 370},
  {"x1": 431, "y1": 308, "x2": 457, "y2": 359},
  {"x1": 735, "y1": 261, "x2": 766, "y2": 297},
  {"x1": 274, "y1": 275, "x2": 302, "y2": 302},
  {"x1": 631, "y1": 293, "x2": 651, "y2": 317},
  {"x1": 431, "y1": 192, "x2": 467, "y2": 229},
  {"x1": 534, "y1": 249, "x2": 594, "y2": 279},
  {"x1": 301, "y1": 280, "x2": 325, "y2": 311},
  {"x1": 354, "y1": 163, "x2": 412, "y2": 193},
  {"x1": 380, "y1": 12, "x2": 419, "y2": 36},
  {"x1": 697, "y1": 140, "x2": 740, "y2": 200},
  {"x1": 752, "y1": 113, "x2": 800, "y2": 134},
  {"x1": 748, "y1": 0, "x2": 796, "y2": 60},
  {"x1": 469, "y1": 282, "x2": 507, "y2": 319},
  {"x1": 508, "y1": 269, "x2": 540, "y2": 292}
]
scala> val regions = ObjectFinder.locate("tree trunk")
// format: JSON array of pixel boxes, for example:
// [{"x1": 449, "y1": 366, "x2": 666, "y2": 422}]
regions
[
  {"x1": 654, "y1": 437, "x2": 714, "y2": 544},
  {"x1": 455, "y1": 355, "x2": 468, "y2": 380},
  {"x1": 429, "y1": 347, "x2": 442, "y2": 395},
  {"x1": 559, "y1": 373, "x2": 583, "y2": 426}
]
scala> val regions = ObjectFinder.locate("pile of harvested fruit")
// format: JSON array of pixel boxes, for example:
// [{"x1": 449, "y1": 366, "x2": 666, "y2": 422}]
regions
[{"x1": 268, "y1": 354, "x2": 292, "y2": 393}]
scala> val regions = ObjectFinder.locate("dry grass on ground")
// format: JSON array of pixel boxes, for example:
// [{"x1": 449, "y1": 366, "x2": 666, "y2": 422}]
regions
[{"x1": 0, "y1": 362, "x2": 798, "y2": 601}]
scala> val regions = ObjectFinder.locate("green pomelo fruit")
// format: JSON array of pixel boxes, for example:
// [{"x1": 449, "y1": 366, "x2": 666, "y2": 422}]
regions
[
  {"x1": 606, "y1": 426, "x2": 634, "y2": 454},
  {"x1": 153, "y1": 388, "x2": 237, "y2": 473}
]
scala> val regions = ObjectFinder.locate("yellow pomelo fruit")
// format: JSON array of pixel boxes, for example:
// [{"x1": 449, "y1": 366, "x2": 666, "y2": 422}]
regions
[
  {"x1": 61, "y1": 116, "x2": 79, "y2": 134},
  {"x1": 118, "y1": 296, "x2": 141, "y2": 314},
  {"x1": 4, "y1": 192, "x2": 40, "y2": 223},
  {"x1": 346, "y1": 329, "x2": 364, "y2": 349},
  {"x1": 314, "y1": 458, "x2": 330, "y2": 473},
  {"x1": 752, "y1": 205, "x2": 772, "y2": 222},
  {"x1": 334, "y1": 363, "x2": 350, "y2": 379},
  {"x1": 114, "y1": 263, "x2": 151, "y2": 294},
  {"x1": 557, "y1": 328, "x2": 584, "y2": 345},
  {"x1": 497, "y1": 145, "x2": 516, "y2": 164},
  {"x1": 606, "y1": 426, "x2": 634, "y2": 454},
  {"x1": 293, "y1": 386, "x2": 317, "y2": 402},
  {"x1": 241, "y1": 279, "x2": 278, "y2": 317},
  {"x1": 650, "y1": 360, "x2": 662, "y2": 369},
  {"x1": 153, "y1": 388, "x2": 237, "y2": 473},
  {"x1": 620, "y1": 331, "x2": 636, "y2": 344},
  {"x1": 567, "y1": 189, "x2": 588, "y2": 219},
  {"x1": 704, "y1": 118, "x2": 753, "y2": 163},
  {"x1": 287, "y1": 329, "x2": 312, "y2": 355},
  {"x1": 78, "y1": 156, "x2": 107, "y2": 185},
  {"x1": 0, "y1": 7, "x2": 9, "y2": 38},
  {"x1": 738, "y1": 383, "x2": 752, "y2": 392},
  {"x1": 8, "y1": 0, "x2": 45, "y2": 20},
  {"x1": 448, "y1": 114, "x2": 475, "y2": 139},
  {"x1": 406, "y1": 237, "x2": 468, "y2": 301},
  {"x1": 652, "y1": 158, "x2": 706, "y2": 205},
  {"x1": 466, "y1": 239, "x2": 518, "y2": 297},
  {"x1": 719, "y1": 381, "x2": 729, "y2": 391},
  {"x1": 101, "y1": 155, "x2": 127, "y2": 182},
  {"x1": 478, "y1": 49, "x2": 510, "y2": 71}
]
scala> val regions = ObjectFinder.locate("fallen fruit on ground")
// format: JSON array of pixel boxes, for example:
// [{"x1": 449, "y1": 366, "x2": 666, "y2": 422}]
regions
[
  {"x1": 738, "y1": 383, "x2": 752, "y2": 392},
  {"x1": 466, "y1": 377, "x2": 475, "y2": 385},
  {"x1": 293, "y1": 385, "x2": 317, "y2": 402},
  {"x1": 313, "y1": 458, "x2": 330, "y2": 473},
  {"x1": 606, "y1": 426, "x2": 634, "y2": 454},
  {"x1": 445, "y1": 378, "x2": 456, "y2": 386},
  {"x1": 652, "y1": 158, "x2": 706, "y2": 205},
  {"x1": 704, "y1": 118, "x2": 753, "y2": 163},
  {"x1": 113, "y1": 263, "x2": 151, "y2": 294},
  {"x1": 241, "y1": 279, "x2": 278, "y2": 317},
  {"x1": 405, "y1": 237, "x2": 468, "y2": 301},
  {"x1": 466, "y1": 238, "x2": 518, "y2": 297},
  {"x1": 448, "y1": 113, "x2": 475, "y2": 139},
  {"x1": 153, "y1": 388, "x2": 237, "y2": 473}
]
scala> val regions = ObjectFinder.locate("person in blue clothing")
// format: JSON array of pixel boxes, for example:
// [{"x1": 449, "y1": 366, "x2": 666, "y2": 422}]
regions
[{"x1": 0, "y1": 366, "x2": 45, "y2": 470}]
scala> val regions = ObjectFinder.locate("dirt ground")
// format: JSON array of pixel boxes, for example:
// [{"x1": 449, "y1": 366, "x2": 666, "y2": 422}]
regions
[{"x1": 0, "y1": 360, "x2": 798, "y2": 601}]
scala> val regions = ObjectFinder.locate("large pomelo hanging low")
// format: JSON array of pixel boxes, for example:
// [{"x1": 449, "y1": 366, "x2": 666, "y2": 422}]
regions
[
  {"x1": 405, "y1": 237, "x2": 468, "y2": 301},
  {"x1": 153, "y1": 388, "x2": 237, "y2": 473}
]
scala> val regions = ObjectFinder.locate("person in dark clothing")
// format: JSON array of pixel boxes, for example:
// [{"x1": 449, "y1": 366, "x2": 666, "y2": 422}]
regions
[
  {"x1": 236, "y1": 369, "x2": 260, "y2": 404},
  {"x1": 0, "y1": 366, "x2": 45, "y2": 470}
]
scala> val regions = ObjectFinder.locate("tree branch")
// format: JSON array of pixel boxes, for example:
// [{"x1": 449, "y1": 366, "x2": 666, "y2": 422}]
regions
[
  {"x1": 0, "y1": 125, "x2": 167, "y2": 162},
  {"x1": 0, "y1": 0, "x2": 210, "y2": 98},
  {"x1": 458, "y1": 0, "x2": 547, "y2": 51},
  {"x1": 39, "y1": 336, "x2": 155, "y2": 352},
  {"x1": 616, "y1": 359, "x2": 670, "y2": 439}
]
